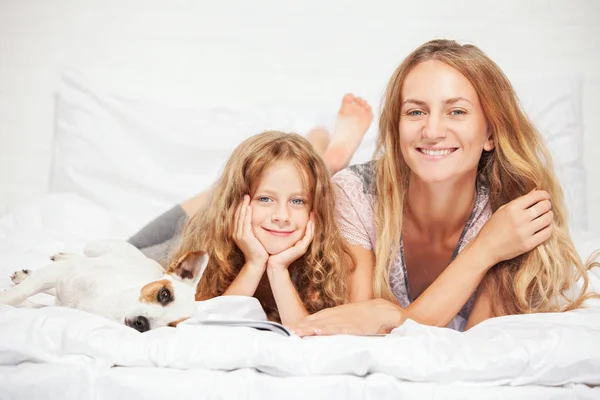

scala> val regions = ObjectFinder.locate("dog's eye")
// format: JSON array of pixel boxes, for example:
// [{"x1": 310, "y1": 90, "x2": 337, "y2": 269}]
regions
[{"x1": 157, "y1": 288, "x2": 172, "y2": 305}]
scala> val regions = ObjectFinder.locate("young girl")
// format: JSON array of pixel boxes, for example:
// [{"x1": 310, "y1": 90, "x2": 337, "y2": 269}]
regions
[
  {"x1": 291, "y1": 39, "x2": 599, "y2": 335},
  {"x1": 167, "y1": 131, "x2": 355, "y2": 325},
  {"x1": 128, "y1": 93, "x2": 373, "y2": 264}
]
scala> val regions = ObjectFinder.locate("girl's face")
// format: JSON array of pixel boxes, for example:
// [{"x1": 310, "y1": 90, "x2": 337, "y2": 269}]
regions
[
  {"x1": 250, "y1": 160, "x2": 311, "y2": 255},
  {"x1": 399, "y1": 60, "x2": 494, "y2": 184}
]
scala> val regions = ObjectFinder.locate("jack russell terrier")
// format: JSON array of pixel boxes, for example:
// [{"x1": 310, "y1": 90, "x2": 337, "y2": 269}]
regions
[{"x1": 0, "y1": 240, "x2": 208, "y2": 332}]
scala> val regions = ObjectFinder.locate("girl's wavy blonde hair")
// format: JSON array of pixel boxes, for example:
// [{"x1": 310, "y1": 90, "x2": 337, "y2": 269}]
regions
[
  {"x1": 170, "y1": 131, "x2": 354, "y2": 321},
  {"x1": 374, "y1": 39, "x2": 598, "y2": 316}
]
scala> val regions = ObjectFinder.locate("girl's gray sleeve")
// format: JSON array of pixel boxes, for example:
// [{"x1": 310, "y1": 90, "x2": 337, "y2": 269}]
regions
[{"x1": 128, "y1": 204, "x2": 188, "y2": 250}]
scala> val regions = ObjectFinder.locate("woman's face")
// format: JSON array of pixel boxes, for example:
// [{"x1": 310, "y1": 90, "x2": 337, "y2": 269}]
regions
[{"x1": 399, "y1": 60, "x2": 494, "y2": 184}]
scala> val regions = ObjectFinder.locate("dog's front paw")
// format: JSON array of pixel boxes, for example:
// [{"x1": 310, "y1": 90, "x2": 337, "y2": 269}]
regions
[{"x1": 10, "y1": 269, "x2": 31, "y2": 285}]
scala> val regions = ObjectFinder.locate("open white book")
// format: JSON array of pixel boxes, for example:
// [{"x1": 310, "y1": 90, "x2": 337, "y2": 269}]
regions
[
  {"x1": 184, "y1": 296, "x2": 295, "y2": 337},
  {"x1": 199, "y1": 319, "x2": 294, "y2": 336}
]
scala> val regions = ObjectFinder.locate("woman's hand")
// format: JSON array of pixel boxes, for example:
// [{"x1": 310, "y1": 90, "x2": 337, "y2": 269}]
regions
[
  {"x1": 474, "y1": 189, "x2": 553, "y2": 267},
  {"x1": 232, "y1": 195, "x2": 269, "y2": 270},
  {"x1": 288, "y1": 299, "x2": 408, "y2": 336},
  {"x1": 267, "y1": 213, "x2": 315, "y2": 271}
]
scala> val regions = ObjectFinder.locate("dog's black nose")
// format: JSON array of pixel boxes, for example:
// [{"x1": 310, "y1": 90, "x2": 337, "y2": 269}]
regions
[{"x1": 127, "y1": 316, "x2": 150, "y2": 332}]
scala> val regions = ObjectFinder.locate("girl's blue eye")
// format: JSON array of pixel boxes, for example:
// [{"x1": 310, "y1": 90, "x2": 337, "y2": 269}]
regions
[
  {"x1": 450, "y1": 109, "x2": 466, "y2": 116},
  {"x1": 291, "y1": 199, "x2": 306, "y2": 205},
  {"x1": 257, "y1": 197, "x2": 272, "y2": 203},
  {"x1": 407, "y1": 110, "x2": 424, "y2": 116}
]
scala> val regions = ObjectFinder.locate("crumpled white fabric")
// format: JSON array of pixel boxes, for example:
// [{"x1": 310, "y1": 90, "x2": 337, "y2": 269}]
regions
[{"x1": 1, "y1": 295, "x2": 599, "y2": 386}]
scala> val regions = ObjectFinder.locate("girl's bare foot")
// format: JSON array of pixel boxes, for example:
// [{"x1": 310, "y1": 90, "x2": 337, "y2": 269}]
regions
[
  {"x1": 305, "y1": 126, "x2": 331, "y2": 158},
  {"x1": 324, "y1": 94, "x2": 373, "y2": 174}
]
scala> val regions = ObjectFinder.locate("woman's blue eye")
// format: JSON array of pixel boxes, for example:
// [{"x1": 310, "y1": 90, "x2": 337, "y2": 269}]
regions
[
  {"x1": 407, "y1": 110, "x2": 424, "y2": 116},
  {"x1": 257, "y1": 197, "x2": 272, "y2": 203},
  {"x1": 450, "y1": 109, "x2": 466, "y2": 116},
  {"x1": 291, "y1": 199, "x2": 306, "y2": 205}
]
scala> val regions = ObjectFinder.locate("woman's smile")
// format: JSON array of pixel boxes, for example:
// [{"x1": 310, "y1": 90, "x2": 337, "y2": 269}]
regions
[{"x1": 415, "y1": 146, "x2": 458, "y2": 159}]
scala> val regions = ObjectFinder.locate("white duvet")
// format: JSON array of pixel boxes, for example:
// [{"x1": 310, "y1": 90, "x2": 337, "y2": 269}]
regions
[
  {"x1": 1, "y1": 194, "x2": 600, "y2": 398},
  {"x1": 1, "y1": 297, "x2": 600, "y2": 386}
]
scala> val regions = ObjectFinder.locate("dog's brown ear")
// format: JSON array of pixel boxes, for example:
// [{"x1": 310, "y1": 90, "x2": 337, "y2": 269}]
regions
[{"x1": 167, "y1": 251, "x2": 208, "y2": 287}]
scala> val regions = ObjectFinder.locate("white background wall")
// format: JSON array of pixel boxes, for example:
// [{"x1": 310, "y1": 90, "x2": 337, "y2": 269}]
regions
[{"x1": 1, "y1": 0, "x2": 599, "y2": 226}]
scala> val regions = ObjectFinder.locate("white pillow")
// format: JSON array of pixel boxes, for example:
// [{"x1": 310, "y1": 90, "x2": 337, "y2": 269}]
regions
[
  {"x1": 51, "y1": 71, "x2": 320, "y2": 231},
  {"x1": 51, "y1": 71, "x2": 588, "y2": 232},
  {"x1": 513, "y1": 76, "x2": 587, "y2": 231}
]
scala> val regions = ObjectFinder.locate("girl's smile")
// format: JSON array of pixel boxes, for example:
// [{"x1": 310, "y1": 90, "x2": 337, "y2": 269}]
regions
[{"x1": 262, "y1": 227, "x2": 296, "y2": 236}]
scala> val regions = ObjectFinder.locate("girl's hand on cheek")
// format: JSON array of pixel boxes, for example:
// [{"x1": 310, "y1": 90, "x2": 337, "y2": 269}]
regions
[
  {"x1": 474, "y1": 189, "x2": 553, "y2": 267},
  {"x1": 232, "y1": 195, "x2": 269, "y2": 270},
  {"x1": 267, "y1": 213, "x2": 315, "y2": 271}
]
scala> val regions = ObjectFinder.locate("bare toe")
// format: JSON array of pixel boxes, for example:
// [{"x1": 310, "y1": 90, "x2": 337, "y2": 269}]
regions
[
  {"x1": 339, "y1": 94, "x2": 355, "y2": 115},
  {"x1": 338, "y1": 94, "x2": 373, "y2": 124},
  {"x1": 341, "y1": 93, "x2": 355, "y2": 104}
]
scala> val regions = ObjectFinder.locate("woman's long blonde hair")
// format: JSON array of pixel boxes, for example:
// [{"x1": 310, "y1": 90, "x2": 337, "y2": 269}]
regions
[
  {"x1": 374, "y1": 39, "x2": 597, "y2": 315},
  {"x1": 170, "y1": 131, "x2": 354, "y2": 321}
]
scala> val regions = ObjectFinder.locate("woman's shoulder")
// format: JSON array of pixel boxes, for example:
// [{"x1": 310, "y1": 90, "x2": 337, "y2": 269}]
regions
[
  {"x1": 475, "y1": 177, "x2": 492, "y2": 218},
  {"x1": 461, "y1": 177, "x2": 493, "y2": 245},
  {"x1": 332, "y1": 161, "x2": 377, "y2": 195}
]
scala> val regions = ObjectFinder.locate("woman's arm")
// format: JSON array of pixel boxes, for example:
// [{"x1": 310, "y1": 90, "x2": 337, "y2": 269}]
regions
[
  {"x1": 342, "y1": 238, "x2": 492, "y2": 327},
  {"x1": 289, "y1": 240, "x2": 493, "y2": 335},
  {"x1": 291, "y1": 298, "x2": 407, "y2": 336},
  {"x1": 404, "y1": 240, "x2": 493, "y2": 326},
  {"x1": 291, "y1": 239, "x2": 492, "y2": 334},
  {"x1": 409, "y1": 189, "x2": 554, "y2": 326},
  {"x1": 288, "y1": 244, "x2": 402, "y2": 336},
  {"x1": 346, "y1": 238, "x2": 493, "y2": 327},
  {"x1": 291, "y1": 190, "x2": 554, "y2": 335},
  {"x1": 464, "y1": 273, "x2": 495, "y2": 330},
  {"x1": 348, "y1": 244, "x2": 375, "y2": 302}
]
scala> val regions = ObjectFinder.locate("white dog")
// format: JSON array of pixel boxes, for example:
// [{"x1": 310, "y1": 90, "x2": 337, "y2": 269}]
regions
[{"x1": 0, "y1": 240, "x2": 208, "y2": 332}]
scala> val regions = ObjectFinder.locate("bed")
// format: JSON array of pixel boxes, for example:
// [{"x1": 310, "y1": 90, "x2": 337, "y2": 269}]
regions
[{"x1": 0, "y1": 71, "x2": 599, "y2": 399}]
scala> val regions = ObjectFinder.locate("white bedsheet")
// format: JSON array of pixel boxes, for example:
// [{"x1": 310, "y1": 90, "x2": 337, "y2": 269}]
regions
[
  {"x1": 1, "y1": 363, "x2": 599, "y2": 400},
  {"x1": 1, "y1": 193, "x2": 600, "y2": 399},
  {"x1": 2, "y1": 363, "x2": 599, "y2": 400}
]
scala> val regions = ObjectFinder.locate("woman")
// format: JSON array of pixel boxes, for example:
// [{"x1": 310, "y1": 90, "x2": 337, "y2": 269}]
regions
[{"x1": 290, "y1": 39, "x2": 598, "y2": 335}]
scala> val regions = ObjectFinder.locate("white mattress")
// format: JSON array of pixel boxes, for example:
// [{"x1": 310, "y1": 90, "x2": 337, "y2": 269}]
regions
[
  {"x1": 2, "y1": 363, "x2": 599, "y2": 400},
  {"x1": 1, "y1": 193, "x2": 600, "y2": 400}
]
